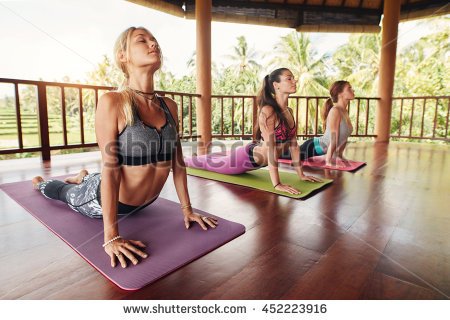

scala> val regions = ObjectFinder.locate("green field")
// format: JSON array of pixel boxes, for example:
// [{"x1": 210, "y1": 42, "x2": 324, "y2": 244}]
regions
[{"x1": 0, "y1": 108, "x2": 96, "y2": 155}]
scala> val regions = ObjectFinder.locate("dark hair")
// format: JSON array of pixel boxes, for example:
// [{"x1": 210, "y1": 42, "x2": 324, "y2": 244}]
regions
[
  {"x1": 321, "y1": 80, "x2": 349, "y2": 129},
  {"x1": 253, "y1": 68, "x2": 291, "y2": 141}
]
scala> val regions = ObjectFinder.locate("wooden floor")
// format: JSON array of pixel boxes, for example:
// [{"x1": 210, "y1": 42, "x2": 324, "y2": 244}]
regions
[{"x1": 0, "y1": 141, "x2": 449, "y2": 299}]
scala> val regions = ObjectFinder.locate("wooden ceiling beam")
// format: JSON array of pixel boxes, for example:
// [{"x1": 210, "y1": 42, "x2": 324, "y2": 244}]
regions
[
  {"x1": 401, "y1": 0, "x2": 449, "y2": 12},
  {"x1": 400, "y1": 0, "x2": 450, "y2": 20},
  {"x1": 182, "y1": 0, "x2": 383, "y2": 16}
]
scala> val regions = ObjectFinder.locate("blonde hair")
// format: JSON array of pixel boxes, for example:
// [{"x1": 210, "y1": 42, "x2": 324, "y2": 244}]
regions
[{"x1": 113, "y1": 26, "x2": 162, "y2": 125}]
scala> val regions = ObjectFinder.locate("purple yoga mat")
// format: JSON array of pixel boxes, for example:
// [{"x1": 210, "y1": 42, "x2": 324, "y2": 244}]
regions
[
  {"x1": 279, "y1": 156, "x2": 366, "y2": 172},
  {"x1": 0, "y1": 178, "x2": 245, "y2": 291}
]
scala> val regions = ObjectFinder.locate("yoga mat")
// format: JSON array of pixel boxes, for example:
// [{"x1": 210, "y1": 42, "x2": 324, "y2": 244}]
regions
[
  {"x1": 0, "y1": 178, "x2": 245, "y2": 291},
  {"x1": 186, "y1": 168, "x2": 332, "y2": 199},
  {"x1": 278, "y1": 156, "x2": 366, "y2": 172}
]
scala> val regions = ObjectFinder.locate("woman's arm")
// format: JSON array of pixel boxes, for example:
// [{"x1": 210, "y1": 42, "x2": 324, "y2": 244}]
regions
[
  {"x1": 95, "y1": 93, "x2": 147, "y2": 268},
  {"x1": 164, "y1": 98, "x2": 218, "y2": 230},
  {"x1": 289, "y1": 137, "x2": 322, "y2": 182},
  {"x1": 259, "y1": 106, "x2": 280, "y2": 184},
  {"x1": 336, "y1": 141, "x2": 347, "y2": 160},
  {"x1": 95, "y1": 93, "x2": 122, "y2": 243},
  {"x1": 324, "y1": 108, "x2": 341, "y2": 166},
  {"x1": 259, "y1": 106, "x2": 299, "y2": 195}
]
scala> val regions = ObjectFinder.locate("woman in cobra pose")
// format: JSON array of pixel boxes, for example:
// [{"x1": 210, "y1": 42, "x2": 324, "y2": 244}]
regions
[
  {"x1": 296, "y1": 80, "x2": 354, "y2": 167},
  {"x1": 184, "y1": 68, "x2": 321, "y2": 195},
  {"x1": 32, "y1": 26, "x2": 217, "y2": 268}
]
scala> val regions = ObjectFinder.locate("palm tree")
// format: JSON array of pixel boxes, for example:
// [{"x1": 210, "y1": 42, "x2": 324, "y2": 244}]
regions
[
  {"x1": 270, "y1": 32, "x2": 329, "y2": 133},
  {"x1": 226, "y1": 36, "x2": 261, "y2": 75},
  {"x1": 86, "y1": 55, "x2": 123, "y2": 87},
  {"x1": 217, "y1": 36, "x2": 263, "y2": 134},
  {"x1": 393, "y1": 19, "x2": 449, "y2": 138},
  {"x1": 332, "y1": 34, "x2": 380, "y2": 96},
  {"x1": 186, "y1": 50, "x2": 196, "y2": 72},
  {"x1": 270, "y1": 32, "x2": 329, "y2": 96},
  {"x1": 331, "y1": 34, "x2": 381, "y2": 135}
]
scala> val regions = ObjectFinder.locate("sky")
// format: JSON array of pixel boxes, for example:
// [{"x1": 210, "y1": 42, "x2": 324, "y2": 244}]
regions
[{"x1": 0, "y1": 0, "x2": 441, "y2": 91}]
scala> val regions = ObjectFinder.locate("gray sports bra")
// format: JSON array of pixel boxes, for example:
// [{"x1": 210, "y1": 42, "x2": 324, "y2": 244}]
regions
[
  {"x1": 317, "y1": 107, "x2": 353, "y2": 151},
  {"x1": 117, "y1": 96, "x2": 178, "y2": 166}
]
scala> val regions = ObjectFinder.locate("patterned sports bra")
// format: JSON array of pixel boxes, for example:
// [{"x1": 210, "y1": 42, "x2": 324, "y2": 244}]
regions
[{"x1": 273, "y1": 108, "x2": 297, "y2": 143}]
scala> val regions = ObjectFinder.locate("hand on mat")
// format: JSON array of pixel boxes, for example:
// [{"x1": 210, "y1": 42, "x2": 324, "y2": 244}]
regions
[
  {"x1": 325, "y1": 161, "x2": 346, "y2": 169},
  {"x1": 105, "y1": 238, "x2": 148, "y2": 268},
  {"x1": 300, "y1": 174, "x2": 323, "y2": 183},
  {"x1": 184, "y1": 212, "x2": 219, "y2": 230},
  {"x1": 336, "y1": 157, "x2": 351, "y2": 167},
  {"x1": 275, "y1": 183, "x2": 301, "y2": 195}
]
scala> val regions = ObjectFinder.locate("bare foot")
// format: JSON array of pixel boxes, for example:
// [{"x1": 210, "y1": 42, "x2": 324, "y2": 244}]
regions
[
  {"x1": 64, "y1": 169, "x2": 89, "y2": 184},
  {"x1": 32, "y1": 176, "x2": 44, "y2": 190}
]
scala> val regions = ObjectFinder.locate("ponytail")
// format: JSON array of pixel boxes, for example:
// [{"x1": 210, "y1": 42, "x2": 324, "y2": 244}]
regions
[
  {"x1": 321, "y1": 98, "x2": 334, "y2": 130},
  {"x1": 321, "y1": 80, "x2": 349, "y2": 130},
  {"x1": 253, "y1": 68, "x2": 290, "y2": 141}
]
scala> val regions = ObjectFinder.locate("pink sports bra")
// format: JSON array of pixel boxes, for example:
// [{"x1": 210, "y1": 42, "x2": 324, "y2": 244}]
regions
[
  {"x1": 274, "y1": 108, "x2": 296, "y2": 143},
  {"x1": 261, "y1": 109, "x2": 297, "y2": 143}
]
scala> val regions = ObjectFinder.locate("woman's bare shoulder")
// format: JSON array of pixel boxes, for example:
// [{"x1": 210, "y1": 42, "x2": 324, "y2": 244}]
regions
[
  {"x1": 259, "y1": 105, "x2": 275, "y2": 117},
  {"x1": 98, "y1": 91, "x2": 123, "y2": 107},
  {"x1": 160, "y1": 96, "x2": 178, "y2": 118}
]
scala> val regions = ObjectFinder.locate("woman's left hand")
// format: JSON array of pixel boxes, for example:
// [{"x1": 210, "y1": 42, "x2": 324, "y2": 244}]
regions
[
  {"x1": 336, "y1": 157, "x2": 351, "y2": 168},
  {"x1": 184, "y1": 211, "x2": 219, "y2": 230},
  {"x1": 300, "y1": 174, "x2": 323, "y2": 183}
]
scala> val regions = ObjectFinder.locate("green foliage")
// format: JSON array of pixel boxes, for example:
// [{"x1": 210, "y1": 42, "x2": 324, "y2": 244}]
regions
[
  {"x1": 1, "y1": 16, "x2": 448, "y2": 155},
  {"x1": 394, "y1": 21, "x2": 449, "y2": 96},
  {"x1": 86, "y1": 55, "x2": 123, "y2": 87},
  {"x1": 332, "y1": 34, "x2": 381, "y2": 95},
  {"x1": 390, "y1": 18, "x2": 449, "y2": 140},
  {"x1": 270, "y1": 32, "x2": 329, "y2": 96}
]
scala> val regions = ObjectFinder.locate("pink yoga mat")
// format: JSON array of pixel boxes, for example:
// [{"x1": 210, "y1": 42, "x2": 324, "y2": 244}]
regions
[
  {"x1": 279, "y1": 156, "x2": 366, "y2": 171},
  {"x1": 0, "y1": 178, "x2": 245, "y2": 291}
]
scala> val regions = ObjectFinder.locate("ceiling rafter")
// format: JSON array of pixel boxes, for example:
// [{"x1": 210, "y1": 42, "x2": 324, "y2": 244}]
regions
[
  {"x1": 128, "y1": 0, "x2": 449, "y2": 33},
  {"x1": 193, "y1": 0, "x2": 382, "y2": 16}
]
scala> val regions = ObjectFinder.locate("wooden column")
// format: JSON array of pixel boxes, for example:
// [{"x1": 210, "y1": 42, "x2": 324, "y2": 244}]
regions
[
  {"x1": 37, "y1": 84, "x2": 51, "y2": 162},
  {"x1": 375, "y1": 0, "x2": 401, "y2": 142},
  {"x1": 195, "y1": 0, "x2": 212, "y2": 155}
]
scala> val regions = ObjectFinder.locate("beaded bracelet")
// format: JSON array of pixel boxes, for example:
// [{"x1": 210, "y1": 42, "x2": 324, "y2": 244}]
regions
[
  {"x1": 180, "y1": 203, "x2": 192, "y2": 210},
  {"x1": 273, "y1": 182, "x2": 281, "y2": 188},
  {"x1": 102, "y1": 235, "x2": 122, "y2": 248}
]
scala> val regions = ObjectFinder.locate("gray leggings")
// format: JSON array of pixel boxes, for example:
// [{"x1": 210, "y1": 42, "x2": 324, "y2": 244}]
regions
[{"x1": 37, "y1": 173, "x2": 148, "y2": 219}]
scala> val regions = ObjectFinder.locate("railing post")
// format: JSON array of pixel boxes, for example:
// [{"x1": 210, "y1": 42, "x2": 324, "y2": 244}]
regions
[
  {"x1": 252, "y1": 97, "x2": 257, "y2": 139},
  {"x1": 37, "y1": 83, "x2": 51, "y2": 161}
]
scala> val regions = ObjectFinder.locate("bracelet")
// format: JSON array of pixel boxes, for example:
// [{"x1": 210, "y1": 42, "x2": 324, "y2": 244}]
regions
[
  {"x1": 102, "y1": 235, "x2": 122, "y2": 248},
  {"x1": 180, "y1": 203, "x2": 192, "y2": 210},
  {"x1": 273, "y1": 182, "x2": 281, "y2": 188}
]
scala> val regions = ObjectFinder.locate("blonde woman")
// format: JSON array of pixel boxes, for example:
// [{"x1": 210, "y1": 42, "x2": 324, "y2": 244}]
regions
[{"x1": 32, "y1": 27, "x2": 217, "y2": 268}]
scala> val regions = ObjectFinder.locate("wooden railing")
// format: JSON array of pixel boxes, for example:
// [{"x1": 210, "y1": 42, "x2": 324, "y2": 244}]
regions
[
  {"x1": 391, "y1": 96, "x2": 450, "y2": 141},
  {"x1": 211, "y1": 95, "x2": 257, "y2": 139},
  {"x1": 0, "y1": 78, "x2": 199, "y2": 160},
  {"x1": 211, "y1": 95, "x2": 380, "y2": 140},
  {"x1": 1, "y1": 78, "x2": 448, "y2": 160},
  {"x1": 162, "y1": 90, "x2": 200, "y2": 140},
  {"x1": 212, "y1": 95, "x2": 450, "y2": 142}
]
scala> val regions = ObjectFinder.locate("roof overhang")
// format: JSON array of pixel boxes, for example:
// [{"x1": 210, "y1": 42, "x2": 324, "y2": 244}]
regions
[{"x1": 127, "y1": 0, "x2": 449, "y2": 33}]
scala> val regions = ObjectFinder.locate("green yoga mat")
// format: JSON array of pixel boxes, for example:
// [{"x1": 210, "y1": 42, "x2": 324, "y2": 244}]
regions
[{"x1": 186, "y1": 168, "x2": 333, "y2": 199}]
